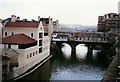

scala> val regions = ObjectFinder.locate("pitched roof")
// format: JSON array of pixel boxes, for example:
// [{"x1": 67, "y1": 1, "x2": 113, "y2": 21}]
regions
[
  {"x1": 2, "y1": 34, "x2": 37, "y2": 44},
  {"x1": 5, "y1": 21, "x2": 39, "y2": 28}
]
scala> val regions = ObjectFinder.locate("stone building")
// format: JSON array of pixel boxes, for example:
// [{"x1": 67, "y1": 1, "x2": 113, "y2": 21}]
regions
[
  {"x1": 53, "y1": 20, "x2": 60, "y2": 32},
  {"x1": 0, "y1": 15, "x2": 56, "y2": 80},
  {"x1": 97, "y1": 13, "x2": 120, "y2": 32}
]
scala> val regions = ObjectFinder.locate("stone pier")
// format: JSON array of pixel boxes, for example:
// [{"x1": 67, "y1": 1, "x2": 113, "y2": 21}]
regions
[
  {"x1": 68, "y1": 42, "x2": 78, "y2": 60},
  {"x1": 86, "y1": 44, "x2": 93, "y2": 61}
]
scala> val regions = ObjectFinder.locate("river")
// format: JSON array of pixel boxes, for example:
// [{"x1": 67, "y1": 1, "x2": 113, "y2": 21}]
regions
[{"x1": 18, "y1": 43, "x2": 109, "y2": 81}]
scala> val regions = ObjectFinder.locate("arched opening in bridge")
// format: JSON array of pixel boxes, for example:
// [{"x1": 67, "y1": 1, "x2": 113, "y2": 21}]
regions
[
  {"x1": 60, "y1": 42, "x2": 108, "y2": 64},
  {"x1": 76, "y1": 44, "x2": 107, "y2": 62},
  {"x1": 76, "y1": 44, "x2": 88, "y2": 61},
  {"x1": 61, "y1": 43, "x2": 71, "y2": 60},
  {"x1": 61, "y1": 43, "x2": 100, "y2": 61},
  {"x1": 92, "y1": 46, "x2": 109, "y2": 66}
]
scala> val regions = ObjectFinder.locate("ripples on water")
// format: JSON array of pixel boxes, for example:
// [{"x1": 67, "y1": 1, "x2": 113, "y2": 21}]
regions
[
  {"x1": 76, "y1": 44, "x2": 88, "y2": 61},
  {"x1": 19, "y1": 43, "x2": 108, "y2": 81},
  {"x1": 61, "y1": 43, "x2": 71, "y2": 59},
  {"x1": 51, "y1": 43, "x2": 107, "y2": 80},
  {"x1": 50, "y1": 61, "x2": 106, "y2": 80}
]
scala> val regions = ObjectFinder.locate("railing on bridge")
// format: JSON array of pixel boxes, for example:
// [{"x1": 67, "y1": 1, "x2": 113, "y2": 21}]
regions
[
  {"x1": 52, "y1": 34, "x2": 68, "y2": 41},
  {"x1": 52, "y1": 32, "x2": 111, "y2": 43}
]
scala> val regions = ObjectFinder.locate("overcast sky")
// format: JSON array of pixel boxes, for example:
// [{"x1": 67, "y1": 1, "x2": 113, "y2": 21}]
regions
[{"x1": 0, "y1": 0, "x2": 119, "y2": 25}]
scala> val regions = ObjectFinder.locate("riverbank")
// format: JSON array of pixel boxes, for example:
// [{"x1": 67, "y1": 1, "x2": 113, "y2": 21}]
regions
[
  {"x1": 15, "y1": 55, "x2": 52, "y2": 80},
  {"x1": 101, "y1": 52, "x2": 118, "y2": 82},
  {"x1": 16, "y1": 43, "x2": 109, "y2": 81}
]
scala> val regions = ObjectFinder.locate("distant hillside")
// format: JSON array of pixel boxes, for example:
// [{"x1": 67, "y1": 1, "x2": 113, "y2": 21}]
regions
[{"x1": 59, "y1": 24, "x2": 97, "y2": 32}]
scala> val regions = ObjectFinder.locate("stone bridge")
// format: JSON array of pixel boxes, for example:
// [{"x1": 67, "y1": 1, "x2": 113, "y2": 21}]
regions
[
  {"x1": 52, "y1": 31, "x2": 112, "y2": 43},
  {"x1": 51, "y1": 31, "x2": 117, "y2": 60}
]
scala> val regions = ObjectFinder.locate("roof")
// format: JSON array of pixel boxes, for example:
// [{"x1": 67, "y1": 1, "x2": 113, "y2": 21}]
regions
[
  {"x1": 2, "y1": 34, "x2": 37, "y2": 44},
  {"x1": 5, "y1": 21, "x2": 39, "y2": 28}
]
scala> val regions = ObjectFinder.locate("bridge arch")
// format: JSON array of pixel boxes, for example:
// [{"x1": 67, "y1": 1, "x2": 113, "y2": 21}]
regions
[
  {"x1": 52, "y1": 31, "x2": 110, "y2": 61},
  {"x1": 76, "y1": 44, "x2": 88, "y2": 60},
  {"x1": 61, "y1": 43, "x2": 71, "y2": 59}
]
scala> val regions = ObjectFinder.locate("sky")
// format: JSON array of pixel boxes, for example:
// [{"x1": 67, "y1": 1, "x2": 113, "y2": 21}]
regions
[{"x1": 0, "y1": 0, "x2": 119, "y2": 26}]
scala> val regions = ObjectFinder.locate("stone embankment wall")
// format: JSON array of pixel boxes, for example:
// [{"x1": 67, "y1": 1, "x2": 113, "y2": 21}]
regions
[{"x1": 101, "y1": 49, "x2": 119, "y2": 82}]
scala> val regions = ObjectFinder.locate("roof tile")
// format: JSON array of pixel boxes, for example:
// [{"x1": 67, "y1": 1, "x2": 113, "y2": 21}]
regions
[
  {"x1": 2, "y1": 34, "x2": 37, "y2": 44},
  {"x1": 5, "y1": 22, "x2": 39, "y2": 28}
]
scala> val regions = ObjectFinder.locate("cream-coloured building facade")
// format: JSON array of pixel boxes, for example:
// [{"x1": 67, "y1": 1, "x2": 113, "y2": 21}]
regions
[{"x1": 1, "y1": 15, "x2": 53, "y2": 79}]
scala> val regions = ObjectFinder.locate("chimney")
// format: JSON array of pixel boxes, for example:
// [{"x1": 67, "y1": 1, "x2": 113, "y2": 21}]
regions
[
  {"x1": 23, "y1": 19, "x2": 27, "y2": 22},
  {"x1": 17, "y1": 16, "x2": 20, "y2": 20},
  {"x1": 38, "y1": 16, "x2": 40, "y2": 21},
  {"x1": 31, "y1": 19, "x2": 35, "y2": 22},
  {"x1": 11, "y1": 15, "x2": 17, "y2": 22}
]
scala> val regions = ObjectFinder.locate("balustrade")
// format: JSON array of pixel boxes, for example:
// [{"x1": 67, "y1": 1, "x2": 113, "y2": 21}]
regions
[{"x1": 52, "y1": 32, "x2": 110, "y2": 43}]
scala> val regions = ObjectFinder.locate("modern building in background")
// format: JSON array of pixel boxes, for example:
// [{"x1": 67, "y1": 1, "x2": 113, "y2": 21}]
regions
[{"x1": 0, "y1": 15, "x2": 59, "y2": 80}]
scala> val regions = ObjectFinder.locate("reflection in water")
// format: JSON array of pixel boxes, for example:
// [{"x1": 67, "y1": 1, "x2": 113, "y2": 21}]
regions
[
  {"x1": 61, "y1": 43, "x2": 88, "y2": 61},
  {"x1": 50, "y1": 60, "x2": 106, "y2": 80},
  {"x1": 18, "y1": 60, "x2": 51, "y2": 80},
  {"x1": 93, "y1": 49, "x2": 101, "y2": 61},
  {"x1": 18, "y1": 44, "x2": 108, "y2": 81},
  {"x1": 76, "y1": 44, "x2": 88, "y2": 61},
  {"x1": 61, "y1": 43, "x2": 71, "y2": 59}
]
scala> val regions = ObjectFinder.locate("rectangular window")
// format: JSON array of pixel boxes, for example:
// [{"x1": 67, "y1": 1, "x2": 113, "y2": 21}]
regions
[
  {"x1": 79, "y1": 37, "x2": 81, "y2": 40},
  {"x1": 39, "y1": 33, "x2": 42, "y2": 38},
  {"x1": 46, "y1": 21, "x2": 49, "y2": 24},
  {"x1": 31, "y1": 33, "x2": 33, "y2": 37},
  {"x1": 12, "y1": 32, "x2": 14, "y2": 35},
  {"x1": 8, "y1": 44, "x2": 11, "y2": 49},
  {"x1": 27, "y1": 54, "x2": 29, "y2": 59},
  {"x1": 44, "y1": 33, "x2": 48, "y2": 36},
  {"x1": 36, "y1": 51, "x2": 37, "y2": 54},
  {"x1": 30, "y1": 53, "x2": 32, "y2": 57},
  {"x1": 33, "y1": 52, "x2": 35, "y2": 56},
  {"x1": 5, "y1": 32, "x2": 7, "y2": 36},
  {"x1": 88, "y1": 37, "x2": 89, "y2": 40},
  {"x1": 39, "y1": 48, "x2": 42, "y2": 53},
  {"x1": 39, "y1": 40, "x2": 42, "y2": 46}
]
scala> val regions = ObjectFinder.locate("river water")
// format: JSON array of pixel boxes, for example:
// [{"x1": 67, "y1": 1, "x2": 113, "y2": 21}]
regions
[{"x1": 19, "y1": 43, "x2": 109, "y2": 81}]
